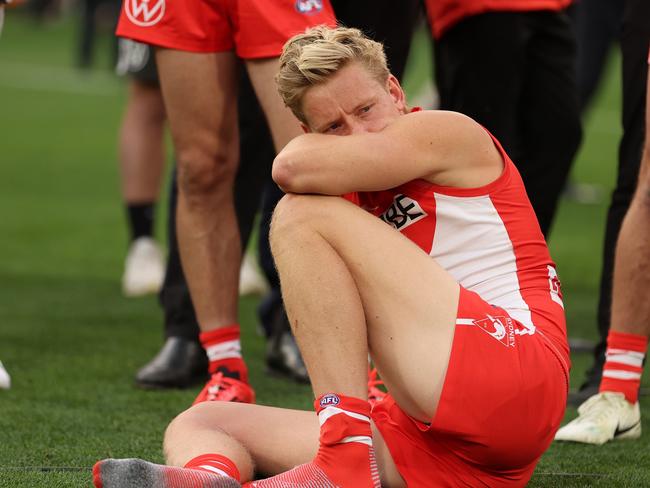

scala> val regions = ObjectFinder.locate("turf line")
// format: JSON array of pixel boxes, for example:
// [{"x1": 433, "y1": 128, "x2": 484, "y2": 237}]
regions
[{"x1": 0, "y1": 466, "x2": 93, "y2": 472}]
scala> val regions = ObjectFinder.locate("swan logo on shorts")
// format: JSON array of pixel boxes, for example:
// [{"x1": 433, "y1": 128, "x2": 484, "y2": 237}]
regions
[
  {"x1": 295, "y1": 0, "x2": 323, "y2": 15},
  {"x1": 319, "y1": 394, "x2": 340, "y2": 408},
  {"x1": 474, "y1": 314, "x2": 515, "y2": 347},
  {"x1": 125, "y1": 0, "x2": 165, "y2": 27}
]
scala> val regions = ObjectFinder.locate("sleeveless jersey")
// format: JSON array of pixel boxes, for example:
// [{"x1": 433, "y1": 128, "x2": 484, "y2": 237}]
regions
[{"x1": 344, "y1": 131, "x2": 569, "y2": 362}]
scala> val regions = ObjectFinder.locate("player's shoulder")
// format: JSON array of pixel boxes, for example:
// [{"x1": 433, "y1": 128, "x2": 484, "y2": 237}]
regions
[{"x1": 394, "y1": 109, "x2": 484, "y2": 140}]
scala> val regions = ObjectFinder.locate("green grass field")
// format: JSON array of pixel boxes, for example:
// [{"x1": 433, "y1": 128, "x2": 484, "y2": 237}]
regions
[{"x1": 1, "y1": 11, "x2": 649, "y2": 487}]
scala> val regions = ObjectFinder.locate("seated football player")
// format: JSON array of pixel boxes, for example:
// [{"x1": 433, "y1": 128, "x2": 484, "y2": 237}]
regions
[{"x1": 93, "y1": 26, "x2": 570, "y2": 488}]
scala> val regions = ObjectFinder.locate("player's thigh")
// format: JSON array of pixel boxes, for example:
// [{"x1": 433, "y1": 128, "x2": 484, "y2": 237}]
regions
[
  {"x1": 245, "y1": 58, "x2": 303, "y2": 152},
  {"x1": 273, "y1": 194, "x2": 459, "y2": 422},
  {"x1": 155, "y1": 49, "x2": 240, "y2": 170}
]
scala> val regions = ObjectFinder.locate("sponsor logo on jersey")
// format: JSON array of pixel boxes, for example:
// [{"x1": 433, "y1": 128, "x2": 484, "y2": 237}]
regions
[
  {"x1": 125, "y1": 0, "x2": 165, "y2": 27},
  {"x1": 474, "y1": 314, "x2": 516, "y2": 347},
  {"x1": 319, "y1": 393, "x2": 340, "y2": 408},
  {"x1": 379, "y1": 194, "x2": 427, "y2": 231},
  {"x1": 547, "y1": 265, "x2": 564, "y2": 309},
  {"x1": 295, "y1": 0, "x2": 323, "y2": 15}
]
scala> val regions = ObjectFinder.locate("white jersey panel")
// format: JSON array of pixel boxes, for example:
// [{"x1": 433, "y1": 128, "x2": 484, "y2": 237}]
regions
[{"x1": 431, "y1": 193, "x2": 535, "y2": 331}]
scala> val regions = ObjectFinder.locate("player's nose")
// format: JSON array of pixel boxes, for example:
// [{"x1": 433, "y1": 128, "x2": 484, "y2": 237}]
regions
[{"x1": 348, "y1": 120, "x2": 368, "y2": 135}]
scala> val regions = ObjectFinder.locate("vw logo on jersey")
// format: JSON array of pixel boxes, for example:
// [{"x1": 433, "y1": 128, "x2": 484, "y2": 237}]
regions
[
  {"x1": 319, "y1": 393, "x2": 340, "y2": 408},
  {"x1": 125, "y1": 0, "x2": 165, "y2": 27},
  {"x1": 295, "y1": 0, "x2": 323, "y2": 15}
]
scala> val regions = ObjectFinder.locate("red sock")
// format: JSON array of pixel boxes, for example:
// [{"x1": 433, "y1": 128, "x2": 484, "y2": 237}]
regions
[
  {"x1": 314, "y1": 393, "x2": 379, "y2": 488},
  {"x1": 247, "y1": 394, "x2": 379, "y2": 487},
  {"x1": 599, "y1": 330, "x2": 647, "y2": 403},
  {"x1": 200, "y1": 325, "x2": 248, "y2": 383},
  {"x1": 184, "y1": 454, "x2": 240, "y2": 481}
]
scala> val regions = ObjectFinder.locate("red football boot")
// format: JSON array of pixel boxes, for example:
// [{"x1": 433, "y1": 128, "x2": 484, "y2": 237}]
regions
[{"x1": 193, "y1": 372, "x2": 255, "y2": 405}]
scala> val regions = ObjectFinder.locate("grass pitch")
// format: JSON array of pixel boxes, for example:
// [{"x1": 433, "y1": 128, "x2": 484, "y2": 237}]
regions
[{"x1": 0, "y1": 11, "x2": 649, "y2": 487}]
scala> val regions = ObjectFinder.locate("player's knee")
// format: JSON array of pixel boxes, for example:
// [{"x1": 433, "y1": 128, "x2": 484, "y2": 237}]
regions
[
  {"x1": 163, "y1": 403, "x2": 226, "y2": 464},
  {"x1": 269, "y1": 194, "x2": 322, "y2": 244},
  {"x1": 177, "y1": 146, "x2": 237, "y2": 199},
  {"x1": 163, "y1": 408, "x2": 196, "y2": 464}
]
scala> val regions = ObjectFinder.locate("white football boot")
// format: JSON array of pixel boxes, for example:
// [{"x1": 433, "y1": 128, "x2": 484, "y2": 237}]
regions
[
  {"x1": 122, "y1": 237, "x2": 165, "y2": 297},
  {"x1": 238, "y1": 253, "x2": 268, "y2": 297},
  {"x1": 555, "y1": 392, "x2": 641, "y2": 445},
  {"x1": 0, "y1": 361, "x2": 10, "y2": 389}
]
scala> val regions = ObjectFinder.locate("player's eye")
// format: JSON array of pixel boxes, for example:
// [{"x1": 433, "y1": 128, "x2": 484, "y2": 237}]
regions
[{"x1": 326, "y1": 122, "x2": 341, "y2": 133}]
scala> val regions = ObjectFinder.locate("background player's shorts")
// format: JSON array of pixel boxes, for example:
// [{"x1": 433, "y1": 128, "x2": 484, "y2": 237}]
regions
[
  {"x1": 115, "y1": 39, "x2": 159, "y2": 84},
  {"x1": 372, "y1": 287, "x2": 569, "y2": 487},
  {"x1": 116, "y1": 0, "x2": 336, "y2": 58}
]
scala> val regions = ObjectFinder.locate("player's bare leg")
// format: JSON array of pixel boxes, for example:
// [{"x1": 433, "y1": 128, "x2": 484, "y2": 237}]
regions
[
  {"x1": 246, "y1": 58, "x2": 303, "y2": 152},
  {"x1": 155, "y1": 50, "x2": 253, "y2": 403},
  {"x1": 556, "y1": 74, "x2": 650, "y2": 445},
  {"x1": 119, "y1": 79, "x2": 166, "y2": 296},
  {"x1": 608, "y1": 137, "x2": 650, "y2": 343},
  {"x1": 119, "y1": 80, "x2": 166, "y2": 209},
  {"x1": 246, "y1": 194, "x2": 459, "y2": 487},
  {"x1": 94, "y1": 399, "x2": 404, "y2": 487}
]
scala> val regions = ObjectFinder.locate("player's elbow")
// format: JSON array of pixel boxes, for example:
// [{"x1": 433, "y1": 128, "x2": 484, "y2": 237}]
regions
[{"x1": 272, "y1": 152, "x2": 302, "y2": 193}]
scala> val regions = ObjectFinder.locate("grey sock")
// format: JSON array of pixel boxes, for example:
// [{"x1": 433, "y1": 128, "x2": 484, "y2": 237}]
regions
[
  {"x1": 94, "y1": 458, "x2": 242, "y2": 487},
  {"x1": 96, "y1": 459, "x2": 163, "y2": 488}
]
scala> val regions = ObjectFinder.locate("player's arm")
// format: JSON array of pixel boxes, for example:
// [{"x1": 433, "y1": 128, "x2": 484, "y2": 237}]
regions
[{"x1": 272, "y1": 110, "x2": 503, "y2": 195}]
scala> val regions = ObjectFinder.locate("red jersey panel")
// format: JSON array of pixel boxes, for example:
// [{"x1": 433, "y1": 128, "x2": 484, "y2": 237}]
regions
[
  {"x1": 424, "y1": 0, "x2": 573, "y2": 39},
  {"x1": 116, "y1": 0, "x2": 336, "y2": 57}
]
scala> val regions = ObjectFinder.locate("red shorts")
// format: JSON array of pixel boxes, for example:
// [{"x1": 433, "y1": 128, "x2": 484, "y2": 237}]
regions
[
  {"x1": 116, "y1": 0, "x2": 336, "y2": 58},
  {"x1": 372, "y1": 287, "x2": 569, "y2": 487}
]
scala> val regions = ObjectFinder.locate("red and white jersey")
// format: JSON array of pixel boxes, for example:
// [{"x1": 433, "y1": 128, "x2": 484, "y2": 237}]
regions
[{"x1": 345, "y1": 131, "x2": 569, "y2": 360}]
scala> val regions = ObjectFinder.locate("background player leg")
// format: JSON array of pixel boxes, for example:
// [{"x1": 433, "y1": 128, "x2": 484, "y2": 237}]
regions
[
  {"x1": 574, "y1": 0, "x2": 650, "y2": 404},
  {"x1": 155, "y1": 49, "x2": 253, "y2": 401},
  {"x1": 555, "y1": 67, "x2": 650, "y2": 446},
  {"x1": 245, "y1": 58, "x2": 303, "y2": 152},
  {"x1": 119, "y1": 78, "x2": 166, "y2": 297}
]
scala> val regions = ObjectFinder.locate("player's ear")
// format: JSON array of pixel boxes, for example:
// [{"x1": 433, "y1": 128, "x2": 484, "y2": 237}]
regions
[
  {"x1": 301, "y1": 123, "x2": 311, "y2": 134},
  {"x1": 387, "y1": 74, "x2": 406, "y2": 113}
]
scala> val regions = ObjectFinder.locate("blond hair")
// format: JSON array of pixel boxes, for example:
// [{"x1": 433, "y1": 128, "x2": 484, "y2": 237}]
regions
[{"x1": 276, "y1": 25, "x2": 389, "y2": 124}]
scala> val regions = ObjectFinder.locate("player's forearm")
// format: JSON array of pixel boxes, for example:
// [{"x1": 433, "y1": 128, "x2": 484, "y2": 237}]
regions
[
  {"x1": 272, "y1": 133, "x2": 359, "y2": 194},
  {"x1": 272, "y1": 128, "x2": 430, "y2": 195}
]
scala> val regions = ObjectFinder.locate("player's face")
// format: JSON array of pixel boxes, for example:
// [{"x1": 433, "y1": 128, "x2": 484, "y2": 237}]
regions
[{"x1": 301, "y1": 61, "x2": 407, "y2": 136}]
